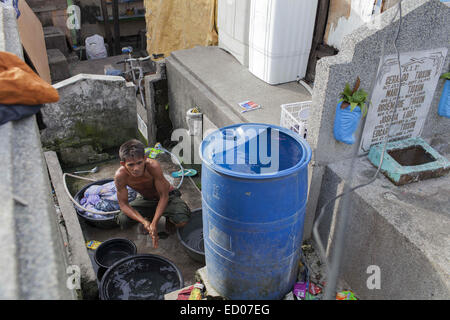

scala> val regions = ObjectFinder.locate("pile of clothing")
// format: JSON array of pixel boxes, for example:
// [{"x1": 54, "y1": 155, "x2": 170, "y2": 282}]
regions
[
  {"x1": 0, "y1": 51, "x2": 59, "y2": 126},
  {"x1": 80, "y1": 181, "x2": 137, "y2": 216}
]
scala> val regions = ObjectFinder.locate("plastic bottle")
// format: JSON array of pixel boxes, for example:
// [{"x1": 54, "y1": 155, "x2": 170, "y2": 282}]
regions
[{"x1": 188, "y1": 282, "x2": 204, "y2": 300}]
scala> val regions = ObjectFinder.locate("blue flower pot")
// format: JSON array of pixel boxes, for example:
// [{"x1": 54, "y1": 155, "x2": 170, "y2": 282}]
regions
[
  {"x1": 333, "y1": 101, "x2": 362, "y2": 145},
  {"x1": 438, "y1": 79, "x2": 450, "y2": 118}
]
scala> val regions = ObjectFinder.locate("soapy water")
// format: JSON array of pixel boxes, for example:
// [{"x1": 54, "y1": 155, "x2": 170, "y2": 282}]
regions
[
  {"x1": 103, "y1": 258, "x2": 181, "y2": 300},
  {"x1": 184, "y1": 228, "x2": 204, "y2": 253}
]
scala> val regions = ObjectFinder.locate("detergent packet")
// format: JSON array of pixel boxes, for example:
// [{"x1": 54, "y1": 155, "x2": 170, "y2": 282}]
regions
[{"x1": 86, "y1": 240, "x2": 102, "y2": 250}]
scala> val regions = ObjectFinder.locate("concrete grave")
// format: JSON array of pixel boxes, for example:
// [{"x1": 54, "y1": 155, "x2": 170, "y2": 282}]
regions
[
  {"x1": 40, "y1": 74, "x2": 137, "y2": 167},
  {"x1": 309, "y1": 0, "x2": 449, "y2": 165},
  {"x1": 307, "y1": 0, "x2": 450, "y2": 237},
  {"x1": 308, "y1": 0, "x2": 449, "y2": 299}
]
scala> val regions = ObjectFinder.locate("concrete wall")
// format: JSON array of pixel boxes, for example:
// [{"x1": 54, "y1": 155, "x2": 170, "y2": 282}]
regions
[
  {"x1": 0, "y1": 4, "x2": 76, "y2": 299},
  {"x1": 316, "y1": 156, "x2": 450, "y2": 299},
  {"x1": 166, "y1": 50, "x2": 243, "y2": 133},
  {"x1": 41, "y1": 74, "x2": 137, "y2": 167},
  {"x1": 324, "y1": 0, "x2": 401, "y2": 50}
]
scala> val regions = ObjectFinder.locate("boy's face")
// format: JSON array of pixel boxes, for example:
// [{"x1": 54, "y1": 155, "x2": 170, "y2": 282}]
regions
[{"x1": 121, "y1": 157, "x2": 146, "y2": 177}]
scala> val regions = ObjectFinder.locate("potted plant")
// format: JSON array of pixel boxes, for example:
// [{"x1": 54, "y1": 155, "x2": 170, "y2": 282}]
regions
[
  {"x1": 438, "y1": 72, "x2": 450, "y2": 118},
  {"x1": 333, "y1": 77, "x2": 369, "y2": 144}
]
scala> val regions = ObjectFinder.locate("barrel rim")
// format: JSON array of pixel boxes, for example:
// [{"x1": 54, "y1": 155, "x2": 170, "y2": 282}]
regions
[{"x1": 199, "y1": 123, "x2": 312, "y2": 179}]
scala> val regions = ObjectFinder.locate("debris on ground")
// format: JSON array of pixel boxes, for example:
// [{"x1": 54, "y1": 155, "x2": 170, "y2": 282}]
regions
[
  {"x1": 177, "y1": 285, "x2": 194, "y2": 300},
  {"x1": 188, "y1": 282, "x2": 205, "y2": 300},
  {"x1": 308, "y1": 282, "x2": 322, "y2": 295},
  {"x1": 284, "y1": 240, "x2": 358, "y2": 300},
  {"x1": 172, "y1": 168, "x2": 198, "y2": 178},
  {"x1": 86, "y1": 240, "x2": 102, "y2": 250},
  {"x1": 293, "y1": 281, "x2": 308, "y2": 300},
  {"x1": 336, "y1": 290, "x2": 358, "y2": 300},
  {"x1": 145, "y1": 142, "x2": 163, "y2": 159}
]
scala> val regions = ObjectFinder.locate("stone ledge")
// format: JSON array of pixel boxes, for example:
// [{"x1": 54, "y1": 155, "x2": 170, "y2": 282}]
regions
[
  {"x1": 44, "y1": 151, "x2": 98, "y2": 300},
  {"x1": 0, "y1": 4, "x2": 75, "y2": 300}
]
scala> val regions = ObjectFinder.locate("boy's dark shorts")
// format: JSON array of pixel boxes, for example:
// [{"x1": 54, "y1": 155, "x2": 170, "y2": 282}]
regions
[{"x1": 115, "y1": 189, "x2": 191, "y2": 229}]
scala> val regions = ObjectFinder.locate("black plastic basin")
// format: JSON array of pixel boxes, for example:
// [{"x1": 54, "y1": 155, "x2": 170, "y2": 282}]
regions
[
  {"x1": 94, "y1": 238, "x2": 137, "y2": 269},
  {"x1": 99, "y1": 254, "x2": 184, "y2": 300},
  {"x1": 176, "y1": 208, "x2": 205, "y2": 264},
  {"x1": 74, "y1": 178, "x2": 118, "y2": 229}
]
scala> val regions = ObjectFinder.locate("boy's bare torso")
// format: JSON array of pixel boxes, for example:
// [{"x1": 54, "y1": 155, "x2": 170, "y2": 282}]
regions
[{"x1": 115, "y1": 159, "x2": 173, "y2": 200}]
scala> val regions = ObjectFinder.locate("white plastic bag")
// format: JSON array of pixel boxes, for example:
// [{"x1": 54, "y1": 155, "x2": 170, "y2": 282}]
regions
[{"x1": 85, "y1": 34, "x2": 107, "y2": 60}]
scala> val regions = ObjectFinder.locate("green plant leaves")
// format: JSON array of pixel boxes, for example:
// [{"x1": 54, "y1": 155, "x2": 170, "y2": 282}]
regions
[
  {"x1": 340, "y1": 83, "x2": 353, "y2": 102},
  {"x1": 441, "y1": 72, "x2": 450, "y2": 80},
  {"x1": 339, "y1": 82, "x2": 369, "y2": 117},
  {"x1": 353, "y1": 89, "x2": 368, "y2": 104}
]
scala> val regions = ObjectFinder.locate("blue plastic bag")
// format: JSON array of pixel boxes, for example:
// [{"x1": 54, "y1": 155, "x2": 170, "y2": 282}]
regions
[
  {"x1": 438, "y1": 79, "x2": 450, "y2": 118},
  {"x1": 333, "y1": 101, "x2": 362, "y2": 145}
]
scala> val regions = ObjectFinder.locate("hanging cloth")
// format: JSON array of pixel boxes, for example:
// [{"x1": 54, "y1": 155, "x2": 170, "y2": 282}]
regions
[{"x1": 0, "y1": 51, "x2": 59, "y2": 105}]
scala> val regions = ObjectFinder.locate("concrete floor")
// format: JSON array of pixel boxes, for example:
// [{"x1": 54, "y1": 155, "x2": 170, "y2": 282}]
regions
[{"x1": 70, "y1": 152, "x2": 204, "y2": 293}]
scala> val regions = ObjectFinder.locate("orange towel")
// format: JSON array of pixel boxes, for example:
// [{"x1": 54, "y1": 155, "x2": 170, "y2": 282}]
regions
[{"x1": 0, "y1": 51, "x2": 59, "y2": 105}]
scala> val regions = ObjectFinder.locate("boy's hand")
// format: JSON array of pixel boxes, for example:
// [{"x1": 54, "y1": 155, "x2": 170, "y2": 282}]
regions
[{"x1": 143, "y1": 221, "x2": 159, "y2": 249}]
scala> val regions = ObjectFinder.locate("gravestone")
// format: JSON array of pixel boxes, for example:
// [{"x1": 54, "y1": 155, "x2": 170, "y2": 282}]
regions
[{"x1": 360, "y1": 47, "x2": 447, "y2": 154}]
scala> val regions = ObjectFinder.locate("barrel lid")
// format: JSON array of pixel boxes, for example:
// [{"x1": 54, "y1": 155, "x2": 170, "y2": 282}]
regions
[{"x1": 200, "y1": 123, "x2": 311, "y2": 179}]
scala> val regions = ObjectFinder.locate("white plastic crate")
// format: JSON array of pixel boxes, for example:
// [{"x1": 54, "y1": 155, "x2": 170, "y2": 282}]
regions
[{"x1": 280, "y1": 101, "x2": 311, "y2": 139}]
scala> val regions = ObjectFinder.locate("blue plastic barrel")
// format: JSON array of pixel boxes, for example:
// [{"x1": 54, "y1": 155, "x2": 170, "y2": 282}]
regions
[{"x1": 200, "y1": 123, "x2": 312, "y2": 299}]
